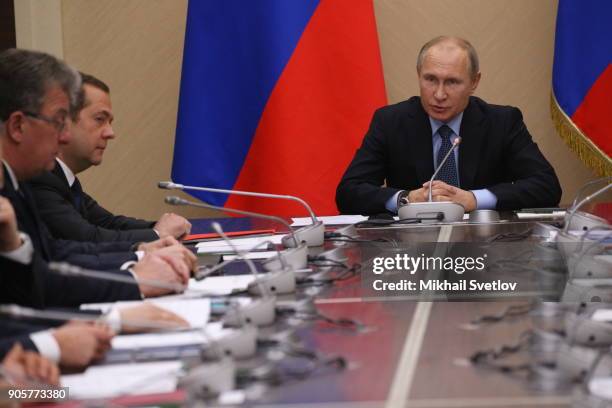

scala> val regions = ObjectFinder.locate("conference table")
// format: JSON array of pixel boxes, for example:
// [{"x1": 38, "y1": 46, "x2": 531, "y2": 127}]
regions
[{"x1": 77, "y1": 213, "x2": 582, "y2": 408}]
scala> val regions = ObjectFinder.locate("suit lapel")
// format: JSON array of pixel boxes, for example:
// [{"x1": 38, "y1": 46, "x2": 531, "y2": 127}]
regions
[
  {"x1": 407, "y1": 100, "x2": 435, "y2": 184},
  {"x1": 458, "y1": 98, "x2": 486, "y2": 189},
  {"x1": 53, "y1": 161, "x2": 85, "y2": 215},
  {"x1": 1, "y1": 165, "x2": 52, "y2": 260}
]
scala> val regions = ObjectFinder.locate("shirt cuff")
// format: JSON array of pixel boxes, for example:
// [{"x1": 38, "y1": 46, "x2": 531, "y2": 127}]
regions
[
  {"x1": 385, "y1": 191, "x2": 402, "y2": 213},
  {"x1": 471, "y1": 189, "x2": 498, "y2": 210},
  {"x1": 153, "y1": 229, "x2": 160, "y2": 238},
  {"x1": 104, "y1": 307, "x2": 122, "y2": 332},
  {"x1": 135, "y1": 250, "x2": 145, "y2": 261},
  {"x1": 29, "y1": 331, "x2": 61, "y2": 363},
  {"x1": 0, "y1": 232, "x2": 33, "y2": 264},
  {"x1": 120, "y1": 260, "x2": 138, "y2": 271}
]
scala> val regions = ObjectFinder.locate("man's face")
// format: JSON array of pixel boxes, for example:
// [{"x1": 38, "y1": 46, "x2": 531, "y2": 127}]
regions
[
  {"x1": 418, "y1": 44, "x2": 480, "y2": 123},
  {"x1": 20, "y1": 85, "x2": 71, "y2": 178},
  {"x1": 63, "y1": 84, "x2": 114, "y2": 170}
]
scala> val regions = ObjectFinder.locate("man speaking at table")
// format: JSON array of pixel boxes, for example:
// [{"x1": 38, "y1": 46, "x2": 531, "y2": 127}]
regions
[{"x1": 336, "y1": 36, "x2": 561, "y2": 215}]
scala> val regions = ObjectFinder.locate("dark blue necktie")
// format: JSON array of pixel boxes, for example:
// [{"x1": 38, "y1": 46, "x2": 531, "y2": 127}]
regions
[
  {"x1": 71, "y1": 177, "x2": 83, "y2": 210},
  {"x1": 436, "y1": 125, "x2": 459, "y2": 187}
]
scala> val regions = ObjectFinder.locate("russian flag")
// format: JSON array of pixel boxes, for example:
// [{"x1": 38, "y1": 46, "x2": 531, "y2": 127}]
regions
[
  {"x1": 551, "y1": 0, "x2": 612, "y2": 176},
  {"x1": 171, "y1": 0, "x2": 387, "y2": 217}
]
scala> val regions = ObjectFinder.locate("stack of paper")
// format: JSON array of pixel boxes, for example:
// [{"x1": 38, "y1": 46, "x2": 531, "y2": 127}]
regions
[
  {"x1": 196, "y1": 234, "x2": 285, "y2": 254},
  {"x1": 61, "y1": 361, "x2": 182, "y2": 399}
]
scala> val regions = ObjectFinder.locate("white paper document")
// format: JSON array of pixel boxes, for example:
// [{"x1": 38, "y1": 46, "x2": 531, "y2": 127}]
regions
[
  {"x1": 196, "y1": 234, "x2": 285, "y2": 254},
  {"x1": 291, "y1": 215, "x2": 368, "y2": 226},
  {"x1": 516, "y1": 211, "x2": 566, "y2": 219},
  {"x1": 61, "y1": 361, "x2": 182, "y2": 399},
  {"x1": 111, "y1": 322, "x2": 229, "y2": 350},
  {"x1": 188, "y1": 274, "x2": 257, "y2": 296},
  {"x1": 222, "y1": 251, "x2": 278, "y2": 261},
  {"x1": 80, "y1": 298, "x2": 211, "y2": 329}
]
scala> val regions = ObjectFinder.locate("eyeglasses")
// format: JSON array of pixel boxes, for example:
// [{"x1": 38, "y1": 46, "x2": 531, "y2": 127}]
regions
[{"x1": 22, "y1": 111, "x2": 67, "y2": 133}]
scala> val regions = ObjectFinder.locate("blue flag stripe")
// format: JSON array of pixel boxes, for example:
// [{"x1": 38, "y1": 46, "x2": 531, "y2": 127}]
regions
[
  {"x1": 172, "y1": 0, "x2": 320, "y2": 205},
  {"x1": 552, "y1": 0, "x2": 612, "y2": 116}
]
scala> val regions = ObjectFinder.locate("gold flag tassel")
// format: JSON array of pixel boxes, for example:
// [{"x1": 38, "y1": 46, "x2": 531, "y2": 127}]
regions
[{"x1": 551, "y1": 92, "x2": 612, "y2": 177}]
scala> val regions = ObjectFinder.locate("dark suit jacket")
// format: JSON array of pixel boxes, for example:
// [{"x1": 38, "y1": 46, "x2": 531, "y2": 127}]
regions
[
  {"x1": 336, "y1": 96, "x2": 562, "y2": 214},
  {"x1": 0, "y1": 319, "x2": 48, "y2": 359},
  {"x1": 2, "y1": 165, "x2": 136, "y2": 270},
  {"x1": 0, "y1": 254, "x2": 141, "y2": 308},
  {"x1": 29, "y1": 162, "x2": 157, "y2": 243}
]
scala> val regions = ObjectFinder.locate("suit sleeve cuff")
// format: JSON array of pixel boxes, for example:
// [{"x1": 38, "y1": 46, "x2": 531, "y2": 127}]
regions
[
  {"x1": 29, "y1": 331, "x2": 61, "y2": 363},
  {"x1": 385, "y1": 191, "x2": 402, "y2": 213},
  {"x1": 471, "y1": 189, "x2": 498, "y2": 210},
  {"x1": 0, "y1": 232, "x2": 33, "y2": 264}
]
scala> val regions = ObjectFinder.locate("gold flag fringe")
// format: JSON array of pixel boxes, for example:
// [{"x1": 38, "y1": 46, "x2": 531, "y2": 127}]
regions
[{"x1": 550, "y1": 92, "x2": 612, "y2": 177}]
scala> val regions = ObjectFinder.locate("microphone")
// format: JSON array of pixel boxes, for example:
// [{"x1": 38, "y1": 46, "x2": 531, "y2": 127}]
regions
[
  {"x1": 210, "y1": 222, "x2": 296, "y2": 297},
  {"x1": 428, "y1": 137, "x2": 462, "y2": 202},
  {"x1": 48, "y1": 261, "x2": 218, "y2": 299},
  {"x1": 398, "y1": 137, "x2": 465, "y2": 222},
  {"x1": 165, "y1": 196, "x2": 308, "y2": 269},
  {"x1": 0, "y1": 304, "x2": 186, "y2": 332},
  {"x1": 164, "y1": 196, "x2": 306, "y2": 252},
  {"x1": 159, "y1": 182, "x2": 324, "y2": 247},
  {"x1": 563, "y1": 180, "x2": 611, "y2": 233},
  {"x1": 556, "y1": 181, "x2": 611, "y2": 260},
  {"x1": 48, "y1": 261, "x2": 187, "y2": 294},
  {"x1": 209, "y1": 222, "x2": 277, "y2": 327},
  {"x1": 166, "y1": 195, "x2": 308, "y2": 270}
]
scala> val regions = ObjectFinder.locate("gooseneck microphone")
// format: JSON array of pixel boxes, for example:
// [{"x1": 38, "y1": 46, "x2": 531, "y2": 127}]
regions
[
  {"x1": 164, "y1": 195, "x2": 298, "y2": 247},
  {"x1": 49, "y1": 261, "x2": 187, "y2": 294},
  {"x1": 48, "y1": 261, "x2": 218, "y2": 298},
  {"x1": 159, "y1": 182, "x2": 324, "y2": 247},
  {"x1": 563, "y1": 180, "x2": 611, "y2": 233},
  {"x1": 428, "y1": 137, "x2": 462, "y2": 202},
  {"x1": 158, "y1": 181, "x2": 317, "y2": 222},
  {"x1": 398, "y1": 138, "x2": 465, "y2": 222}
]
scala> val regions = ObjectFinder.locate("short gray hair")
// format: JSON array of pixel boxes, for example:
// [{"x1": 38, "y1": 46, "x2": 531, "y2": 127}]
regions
[
  {"x1": 0, "y1": 48, "x2": 82, "y2": 128},
  {"x1": 416, "y1": 36, "x2": 480, "y2": 79}
]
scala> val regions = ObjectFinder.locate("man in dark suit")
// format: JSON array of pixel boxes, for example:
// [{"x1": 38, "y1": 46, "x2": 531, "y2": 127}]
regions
[
  {"x1": 30, "y1": 73, "x2": 191, "y2": 243},
  {"x1": 336, "y1": 36, "x2": 562, "y2": 215},
  {"x1": 0, "y1": 49, "x2": 195, "y2": 303}
]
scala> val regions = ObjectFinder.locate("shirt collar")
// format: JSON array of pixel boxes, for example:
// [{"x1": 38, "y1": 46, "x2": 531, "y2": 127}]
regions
[
  {"x1": 56, "y1": 158, "x2": 76, "y2": 187},
  {"x1": 1, "y1": 160, "x2": 20, "y2": 191},
  {"x1": 429, "y1": 111, "x2": 464, "y2": 138}
]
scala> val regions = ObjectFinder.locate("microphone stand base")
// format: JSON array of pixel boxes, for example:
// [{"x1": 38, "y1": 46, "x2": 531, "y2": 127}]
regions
[{"x1": 398, "y1": 201, "x2": 464, "y2": 223}]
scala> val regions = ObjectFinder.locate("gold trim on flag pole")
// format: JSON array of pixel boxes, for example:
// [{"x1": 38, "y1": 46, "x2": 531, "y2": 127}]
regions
[{"x1": 550, "y1": 91, "x2": 612, "y2": 177}]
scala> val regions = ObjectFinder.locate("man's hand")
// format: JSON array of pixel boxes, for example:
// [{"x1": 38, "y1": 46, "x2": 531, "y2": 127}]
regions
[
  {"x1": 1, "y1": 343, "x2": 60, "y2": 386},
  {"x1": 138, "y1": 236, "x2": 179, "y2": 253},
  {"x1": 421, "y1": 180, "x2": 477, "y2": 212},
  {"x1": 52, "y1": 324, "x2": 113, "y2": 369},
  {"x1": 119, "y1": 303, "x2": 189, "y2": 334},
  {"x1": 0, "y1": 197, "x2": 21, "y2": 252},
  {"x1": 132, "y1": 252, "x2": 188, "y2": 297},
  {"x1": 154, "y1": 213, "x2": 192, "y2": 240},
  {"x1": 152, "y1": 245, "x2": 197, "y2": 278}
]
